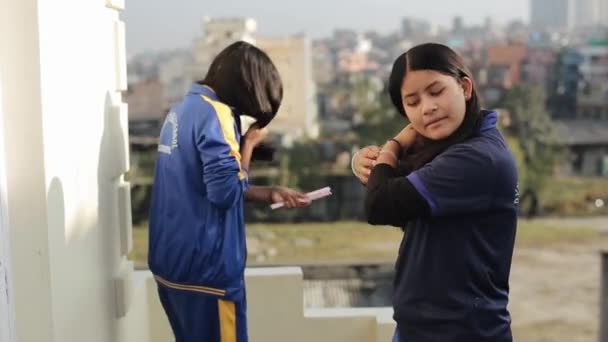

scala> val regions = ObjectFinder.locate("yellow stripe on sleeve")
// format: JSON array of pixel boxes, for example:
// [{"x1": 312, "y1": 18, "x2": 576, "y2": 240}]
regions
[{"x1": 202, "y1": 96, "x2": 246, "y2": 180}]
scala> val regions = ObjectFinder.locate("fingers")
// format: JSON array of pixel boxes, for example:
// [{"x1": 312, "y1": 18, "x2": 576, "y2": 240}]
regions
[
  {"x1": 355, "y1": 153, "x2": 375, "y2": 179},
  {"x1": 355, "y1": 164, "x2": 371, "y2": 179},
  {"x1": 362, "y1": 146, "x2": 380, "y2": 159},
  {"x1": 287, "y1": 193, "x2": 299, "y2": 208},
  {"x1": 356, "y1": 175, "x2": 369, "y2": 185},
  {"x1": 283, "y1": 191, "x2": 310, "y2": 209},
  {"x1": 363, "y1": 157, "x2": 376, "y2": 168},
  {"x1": 355, "y1": 147, "x2": 378, "y2": 176},
  {"x1": 356, "y1": 170, "x2": 370, "y2": 184},
  {"x1": 294, "y1": 193, "x2": 311, "y2": 208},
  {"x1": 359, "y1": 176, "x2": 369, "y2": 185},
  {"x1": 354, "y1": 155, "x2": 373, "y2": 184}
]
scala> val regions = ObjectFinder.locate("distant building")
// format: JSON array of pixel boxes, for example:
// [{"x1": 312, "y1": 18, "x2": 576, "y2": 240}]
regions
[
  {"x1": 601, "y1": 0, "x2": 608, "y2": 25},
  {"x1": 257, "y1": 36, "x2": 320, "y2": 140},
  {"x1": 337, "y1": 51, "x2": 379, "y2": 73},
  {"x1": 400, "y1": 17, "x2": 432, "y2": 38},
  {"x1": 124, "y1": 79, "x2": 166, "y2": 122},
  {"x1": 548, "y1": 48, "x2": 583, "y2": 118},
  {"x1": 531, "y1": 0, "x2": 607, "y2": 31},
  {"x1": 486, "y1": 44, "x2": 528, "y2": 88},
  {"x1": 549, "y1": 43, "x2": 608, "y2": 119},
  {"x1": 335, "y1": 35, "x2": 380, "y2": 74},
  {"x1": 330, "y1": 29, "x2": 359, "y2": 51},
  {"x1": 577, "y1": 44, "x2": 608, "y2": 119},
  {"x1": 521, "y1": 47, "x2": 557, "y2": 89},
  {"x1": 311, "y1": 42, "x2": 336, "y2": 86},
  {"x1": 158, "y1": 51, "x2": 194, "y2": 106},
  {"x1": 191, "y1": 17, "x2": 257, "y2": 78},
  {"x1": 531, "y1": 0, "x2": 571, "y2": 30},
  {"x1": 554, "y1": 120, "x2": 608, "y2": 177},
  {"x1": 573, "y1": 0, "x2": 597, "y2": 28},
  {"x1": 476, "y1": 44, "x2": 528, "y2": 107},
  {"x1": 452, "y1": 16, "x2": 465, "y2": 34}
]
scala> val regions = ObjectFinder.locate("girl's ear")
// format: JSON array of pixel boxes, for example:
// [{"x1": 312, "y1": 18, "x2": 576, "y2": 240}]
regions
[{"x1": 460, "y1": 76, "x2": 473, "y2": 100}]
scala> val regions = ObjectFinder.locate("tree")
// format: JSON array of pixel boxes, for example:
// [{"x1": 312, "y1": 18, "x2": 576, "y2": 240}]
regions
[
  {"x1": 351, "y1": 76, "x2": 407, "y2": 147},
  {"x1": 499, "y1": 85, "x2": 562, "y2": 216}
]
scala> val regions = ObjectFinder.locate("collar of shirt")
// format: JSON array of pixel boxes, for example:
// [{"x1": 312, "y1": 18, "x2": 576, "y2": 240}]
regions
[
  {"x1": 188, "y1": 83, "x2": 218, "y2": 101},
  {"x1": 480, "y1": 110, "x2": 498, "y2": 132}
]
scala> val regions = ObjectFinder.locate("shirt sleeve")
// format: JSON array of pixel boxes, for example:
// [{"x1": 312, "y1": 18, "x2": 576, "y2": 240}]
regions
[
  {"x1": 196, "y1": 99, "x2": 249, "y2": 209},
  {"x1": 365, "y1": 164, "x2": 430, "y2": 227},
  {"x1": 405, "y1": 143, "x2": 495, "y2": 216}
]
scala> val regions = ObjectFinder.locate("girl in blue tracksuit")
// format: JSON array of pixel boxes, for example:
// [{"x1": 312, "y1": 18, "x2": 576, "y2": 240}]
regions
[
  {"x1": 353, "y1": 43, "x2": 518, "y2": 342},
  {"x1": 148, "y1": 41, "x2": 309, "y2": 342}
]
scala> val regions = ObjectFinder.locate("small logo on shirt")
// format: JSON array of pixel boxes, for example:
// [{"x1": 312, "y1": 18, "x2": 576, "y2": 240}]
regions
[
  {"x1": 158, "y1": 112, "x2": 178, "y2": 155},
  {"x1": 514, "y1": 185, "x2": 520, "y2": 205}
]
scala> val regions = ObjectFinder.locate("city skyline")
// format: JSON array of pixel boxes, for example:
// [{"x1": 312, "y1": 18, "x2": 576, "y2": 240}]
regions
[{"x1": 122, "y1": 0, "x2": 529, "y2": 55}]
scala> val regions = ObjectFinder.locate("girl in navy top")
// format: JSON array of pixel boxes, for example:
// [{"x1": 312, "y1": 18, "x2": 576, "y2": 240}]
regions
[{"x1": 353, "y1": 43, "x2": 518, "y2": 342}]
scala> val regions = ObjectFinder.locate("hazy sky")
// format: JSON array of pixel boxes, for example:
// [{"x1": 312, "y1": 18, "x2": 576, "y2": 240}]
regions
[{"x1": 122, "y1": 0, "x2": 529, "y2": 55}]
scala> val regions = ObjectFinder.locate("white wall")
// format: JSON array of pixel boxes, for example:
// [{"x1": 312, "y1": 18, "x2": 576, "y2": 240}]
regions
[
  {"x1": 0, "y1": 81, "x2": 15, "y2": 341},
  {"x1": 0, "y1": 52, "x2": 13, "y2": 342},
  {"x1": 0, "y1": 0, "x2": 55, "y2": 340},
  {"x1": 147, "y1": 268, "x2": 396, "y2": 342},
  {"x1": 1, "y1": 1, "x2": 135, "y2": 341},
  {"x1": 39, "y1": 1, "x2": 134, "y2": 341}
]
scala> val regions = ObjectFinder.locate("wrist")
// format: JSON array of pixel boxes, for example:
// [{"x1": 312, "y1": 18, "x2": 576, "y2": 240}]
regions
[
  {"x1": 267, "y1": 186, "x2": 277, "y2": 203},
  {"x1": 383, "y1": 139, "x2": 401, "y2": 156},
  {"x1": 393, "y1": 134, "x2": 415, "y2": 150},
  {"x1": 379, "y1": 150, "x2": 398, "y2": 160},
  {"x1": 387, "y1": 138, "x2": 401, "y2": 148}
]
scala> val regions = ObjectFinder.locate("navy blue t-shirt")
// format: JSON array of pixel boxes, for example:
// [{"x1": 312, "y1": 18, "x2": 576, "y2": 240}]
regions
[{"x1": 367, "y1": 111, "x2": 518, "y2": 342}]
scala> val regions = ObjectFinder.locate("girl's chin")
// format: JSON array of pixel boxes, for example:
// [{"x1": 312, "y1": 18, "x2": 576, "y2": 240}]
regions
[{"x1": 421, "y1": 128, "x2": 455, "y2": 141}]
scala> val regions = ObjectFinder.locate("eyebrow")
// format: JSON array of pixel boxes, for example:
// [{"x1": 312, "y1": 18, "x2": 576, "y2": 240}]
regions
[{"x1": 403, "y1": 80, "x2": 441, "y2": 99}]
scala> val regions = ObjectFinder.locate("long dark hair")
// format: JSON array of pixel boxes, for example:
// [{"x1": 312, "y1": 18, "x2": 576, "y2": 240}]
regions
[
  {"x1": 388, "y1": 43, "x2": 483, "y2": 171},
  {"x1": 199, "y1": 41, "x2": 283, "y2": 128}
]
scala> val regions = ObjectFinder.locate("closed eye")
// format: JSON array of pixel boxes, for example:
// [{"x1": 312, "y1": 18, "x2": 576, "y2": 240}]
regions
[
  {"x1": 405, "y1": 99, "x2": 419, "y2": 107},
  {"x1": 429, "y1": 88, "x2": 444, "y2": 96}
]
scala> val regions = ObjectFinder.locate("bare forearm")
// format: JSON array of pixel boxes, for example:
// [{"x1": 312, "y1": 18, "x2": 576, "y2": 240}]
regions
[
  {"x1": 245, "y1": 185, "x2": 273, "y2": 203},
  {"x1": 241, "y1": 142, "x2": 254, "y2": 172}
]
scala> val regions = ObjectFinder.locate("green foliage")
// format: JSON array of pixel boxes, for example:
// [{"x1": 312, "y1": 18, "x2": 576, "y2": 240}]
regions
[
  {"x1": 540, "y1": 176, "x2": 608, "y2": 216},
  {"x1": 284, "y1": 141, "x2": 326, "y2": 190},
  {"x1": 350, "y1": 76, "x2": 407, "y2": 146},
  {"x1": 499, "y1": 85, "x2": 562, "y2": 213}
]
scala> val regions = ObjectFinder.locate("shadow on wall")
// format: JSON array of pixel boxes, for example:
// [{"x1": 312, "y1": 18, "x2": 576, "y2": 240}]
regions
[
  {"x1": 41, "y1": 90, "x2": 128, "y2": 340},
  {"x1": 98, "y1": 91, "x2": 129, "y2": 338}
]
